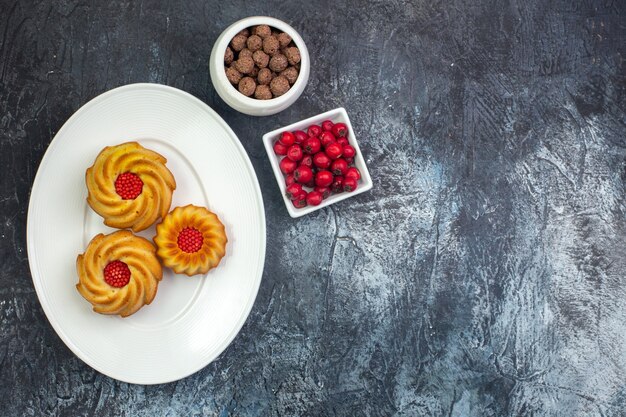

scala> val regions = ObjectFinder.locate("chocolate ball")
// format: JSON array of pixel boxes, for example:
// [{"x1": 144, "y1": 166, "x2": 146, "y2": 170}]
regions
[
  {"x1": 270, "y1": 75, "x2": 290, "y2": 97},
  {"x1": 269, "y1": 53, "x2": 288, "y2": 72},
  {"x1": 263, "y1": 36, "x2": 280, "y2": 55},
  {"x1": 284, "y1": 46, "x2": 301, "y2": 65},
  {"x1": 238, "y1": 76, "x2": 256, "y2": 96},
  {"x1": 254, "y1": 85, "x2": 272, "y2": 100},
  {"x1": 239, "y1": 48, "x2": 253, "y2": 59},
  {"x1": 252, "y1": 50, "x2": 269, "y2": 68},
  {"x1": 224, "y1": 46, "x2": 234, "y2": 65},
  {"x1": 281, "y1": 66, "x2": 299, "y2": 84},
  {"x1": 249, "y1": 65, "x2": 259, "y2": 78},
  {"x1": 237, "y1": 28, "x2": 250, "y2": 37},
  {"x1": 230, "y1": 34, "x2": 247, "y2": 52},
  {"x1": 257, "y1": 68, "x2": 273, "y2": 85},
  {"x1": 234, "y1": 56, "x2": 255, "y2": 74},
  {"x1": 225, "y1": 66, "x2": 242, "y2": 85},
  {"x1": 277, "y1": 33, "x2": 292, "y2": 48},
  {"x1": 246, "y1": 35, "x2": 263, "y2": 52},
  {"x1": 254, "y1": 24, "x2": 272, "y2": 39}
]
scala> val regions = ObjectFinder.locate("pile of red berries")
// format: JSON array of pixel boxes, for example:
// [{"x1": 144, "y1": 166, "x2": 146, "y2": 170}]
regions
[{"x1": 273, "y1": 120, "x2": 362, "y2": 208}]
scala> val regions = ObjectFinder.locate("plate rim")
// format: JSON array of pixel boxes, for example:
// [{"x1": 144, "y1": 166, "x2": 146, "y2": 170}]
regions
[{"x1": 26, "y1": 83, "x2": 267, "y2": 384}]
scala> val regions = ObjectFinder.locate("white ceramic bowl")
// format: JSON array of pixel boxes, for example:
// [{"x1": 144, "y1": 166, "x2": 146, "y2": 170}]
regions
[
  {"x1": 210, "y1": 16, "x2": 310, "y2": 116},
  {"x1": 263, "y1": 108, "x2": 373, "y2": 217}
]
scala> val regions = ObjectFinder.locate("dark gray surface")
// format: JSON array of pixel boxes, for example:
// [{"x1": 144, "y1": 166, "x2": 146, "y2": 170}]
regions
[{"x1": 1, "y1": 0, "x2": 625, "y2": 415}]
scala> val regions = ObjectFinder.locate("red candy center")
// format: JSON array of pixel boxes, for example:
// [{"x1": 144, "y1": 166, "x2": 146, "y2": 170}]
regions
[
  {"x1": 115, "y1": 172, "x2": 143, "y2": 200},
  {"x1": 103, "y1": 260, "x2": 131, "y2": 288},
  {"x1": 177, "y1": 227, "x2": 204, "y2": 253}
]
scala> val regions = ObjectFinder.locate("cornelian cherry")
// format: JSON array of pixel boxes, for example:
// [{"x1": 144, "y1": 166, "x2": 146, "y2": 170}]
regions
[
  {"x1": 294, "y1": 130, "x2": 308, "y2": 144},
  {"x1": 287, "y1": 144, "x2": 303, "y2": 161},
  {"x1": 273, "y1": 141, "x2": 288, "y2": 155},
  {"x1": 313, "y1": 152, "x2": 331, "y2": 169},
  {"x1": 331, "y1": 122, "x2": 348, "y2": 138},
  {"x1": 331, "y1": 175, "x2": 344, "y2": 193},
  {"x1": 342, "y1": 145, "x2": 356, "y2": 158},
  {"x1": 321, "y1": 120, "x2": 334, "y2": 131},
  {"x1": 279, "y1": 157, "x2": 298, "y2": 174},
  {"x1": 336, "y1": 137, "x2": 349, "y2": 147},
  {"x1": 293, "y1": 190, "x2": 308, "y2": 208},
  {"x1": 314, "y1": 186, "x2": 331, "y2": 199},
  {"x1": 315, "y1": 170, "x2": 334, "y2": 187},
  {"x1": 343, "y1": 177, "x2": 358, "y2": 192},
  {"x1": 319, "y1": 131, "x2": 336, "y2": 148},
  {"x1": 331, "y1": 159, "x2": 348, "y2": 176},
  {"x1": 294, "y1": 165, "x2": 313, "y2": 183},
  {"x1": 303, "y1": 137, "x2": 321, "y2": 154},
  {"x1": 325, "y1": 143, "x2": 343, "y2": 159},
  {"x1": 345, "y1": 167, "x2": 361, "y2": 181},
  {"x1": 307, "y1": 125, "x2": 322, "y2": 137},
  {"x1": 300, "y1": 154, "x2": 313, "y2": 168},
  {"x1": 306, "y1": 191, "x2": 323, "y2": 206},
  {"x1": 279, "y1": 131, "x2": 295, "y2": 146},
  {"x1": 286, "y1": 183, "x2": 303, "y2": 200}
]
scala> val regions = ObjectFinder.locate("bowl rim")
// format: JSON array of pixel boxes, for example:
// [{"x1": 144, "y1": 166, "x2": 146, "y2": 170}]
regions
[
  {"x1": 262, "y1": 107, "x2": 373, "y2": 218},
  {"x1": 213, "y1": 16, "x2": 309, "y2": 108}
]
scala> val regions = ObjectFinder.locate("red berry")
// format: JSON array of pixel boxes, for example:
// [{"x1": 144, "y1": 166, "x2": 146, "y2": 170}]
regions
[
  {"x1": 303, "y1": 137, "x2": 322, "y2": 154},
  {"x1": 115, "y1": 172, "x2": 143, "y2": 200},
  {"x1": 319, "y1": 131, "x2": 336, "y2": 148},
  {"x1": 177, "y1": 227, "x2": 204, "y2": 253},
  {"x1": 307, "y1": 125, "x2": 322, "y2": 137},
  {"x1": 314, "y1": 186, "x2": 331, "y2": 199},
  {"x1": 293, "y1": 130, "x2": 308, "y2": 144},
  {"x1": 321, "y1": 120, "x2": 334, "y2": 131},
  {"x1": 332, "y1": 122, "x2": 348, "y2": 138},
  {"x1": 331, "y1": 159, "x2": 349, "y2": 176},
  {"x1": 336, "y1": 137, "x2": 349, "y2": 147},
  {"x1": 286, "y1": 183, "x2": 303, "y2": 200},
  {"x1": 315, "y1": 170, "x2": 334, "y2": 187},
  {"x1": 103, "y1": 260, "x2": 131, "y2": 288},
  {"x1": 343, "y1": 177, "x2": 358, "y2": 192},
  {"x1": 285, "y1": 174, "x2": 296, "y2": 186},
  {"x1": 345, "y1": 167, "x2": 361, "y2": 181},
  {"x1": 279, "y1": 157, "x2": 298, "y2": 174},
  {"x1": 300, "y1": 154, "x2": 313, "y2": 168},
  {"x1": 306, "y1": 191, "x2": 323, "y2": 206},
  {"x1": 331, "y1": 175, "x2": 344, "y2": 193},
  {"x1": 279, "y1": 131, "x2": 295, "y2": 146},
  {"x1": 342, "y1": 145, "x2": 356, "y2": 158},
  {"x1": 294, "y1": 165, "x2": 313, "y2": 184},
  {"x1": 287, "y1": 144, "x2": 303, "y2": 161},
  {"x1": 313, "y1": 152, "x2": 331, "y2": 169},
  {"x1": 293, "y1": 190, "x2": 308, "y2": 208},
  {"x1": 273, "y1": 141, "x2": 288, "y2": 155},
  {"x1": 344, "y1": 157, "x2": 354, "y2": 164},
  {"x1": 325, "y1": 142, "x2": 343, "y2": 159}
]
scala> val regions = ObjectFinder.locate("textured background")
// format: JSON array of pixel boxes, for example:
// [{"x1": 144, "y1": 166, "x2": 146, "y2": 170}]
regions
[{"x1": 1, "y1": 0, "x2": 625, "y2": 416}]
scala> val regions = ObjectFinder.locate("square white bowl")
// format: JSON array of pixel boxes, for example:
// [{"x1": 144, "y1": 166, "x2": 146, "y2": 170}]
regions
[{"x1": 262, "y1": 107, "x2": 373, "y2": 218}]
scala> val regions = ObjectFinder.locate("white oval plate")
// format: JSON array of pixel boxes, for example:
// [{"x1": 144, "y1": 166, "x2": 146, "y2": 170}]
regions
[{"x1": 27, "y1": 83, "x2": 266, "y2": 384}]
